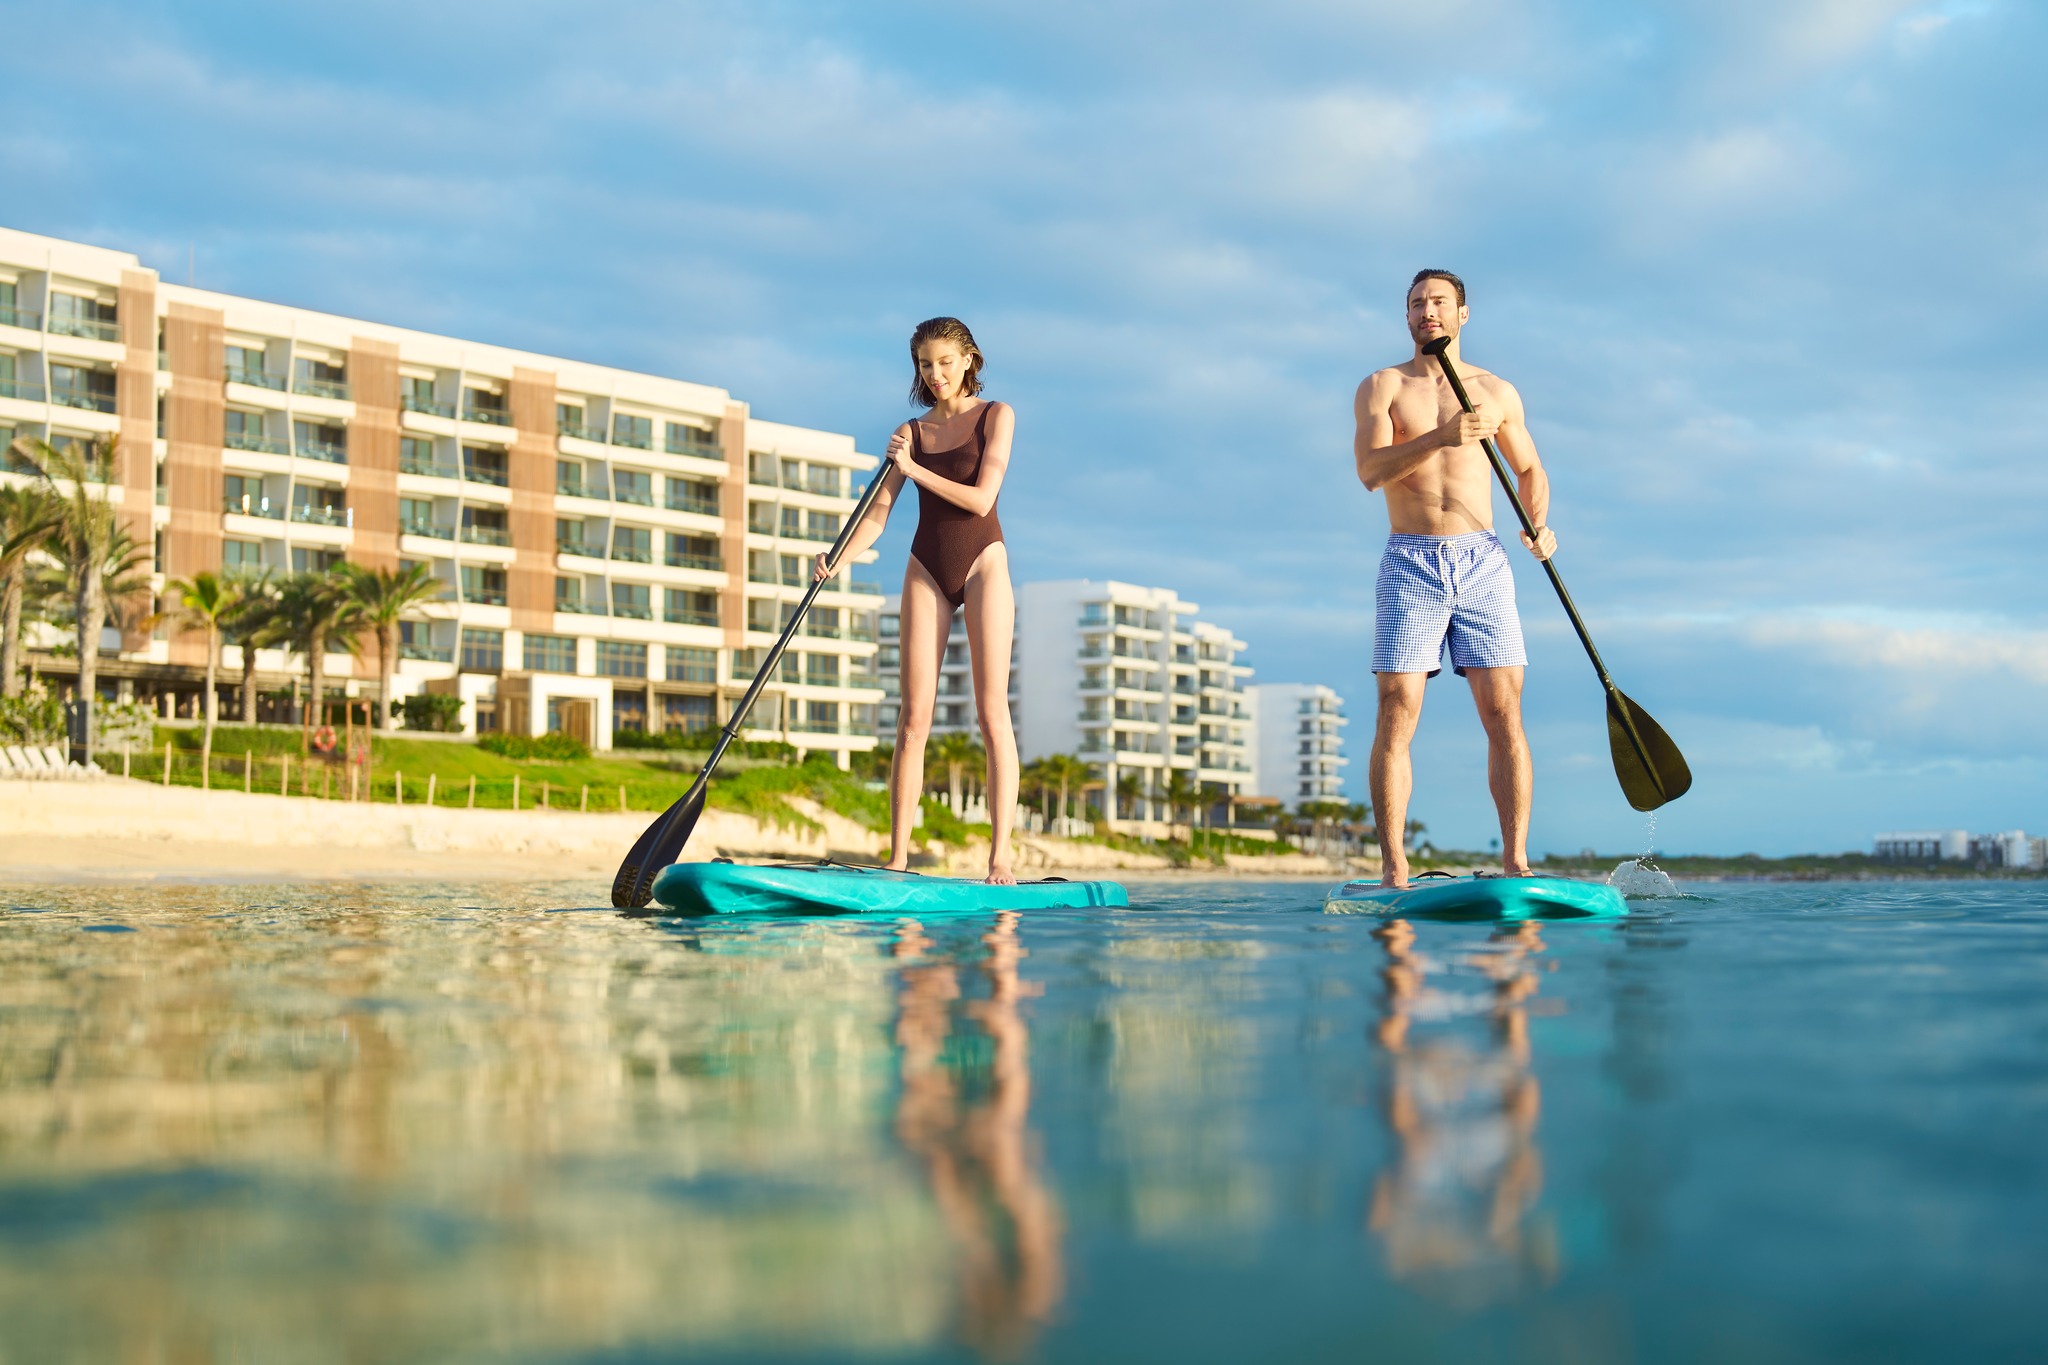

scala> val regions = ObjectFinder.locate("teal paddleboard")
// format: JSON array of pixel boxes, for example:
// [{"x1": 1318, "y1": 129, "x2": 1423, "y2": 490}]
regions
[
  {"x1": 650, "y1": 861, "x2": 1129, "y2": 917},
  {"x1": 1324, "y1": 874, "x2": 1626, "y2": 920}
]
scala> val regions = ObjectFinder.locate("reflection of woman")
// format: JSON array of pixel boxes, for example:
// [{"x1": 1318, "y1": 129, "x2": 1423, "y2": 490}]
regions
[
  {"x1": 1367, "y1": 919, "x2": 1556, "y2": 1302},
  {"x1": 825, "y1": 319, "x2": 1018, "y2": 882},
  {"x1": 892, "y1": 912, "x2": 1063, "y2": 1355}
]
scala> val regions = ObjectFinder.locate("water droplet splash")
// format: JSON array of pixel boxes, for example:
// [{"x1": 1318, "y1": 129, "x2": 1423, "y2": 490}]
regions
[{"x1": 1607, "y1": 857, "x2": 1679, "y2": 898}]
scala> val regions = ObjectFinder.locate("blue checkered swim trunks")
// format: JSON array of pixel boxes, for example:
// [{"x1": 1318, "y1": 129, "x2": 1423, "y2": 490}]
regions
[{"x1": 1373, "y1": 529, "x2": 1528, "y2": 677}]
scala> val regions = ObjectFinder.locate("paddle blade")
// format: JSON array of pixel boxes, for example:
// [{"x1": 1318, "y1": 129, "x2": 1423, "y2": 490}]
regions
[
  {"x1": 1605, "y1": 689, "x2": 1692, "y2": 812},
  {"x1": 611, "y1": 781, "x2": 707, "y2": 909}
]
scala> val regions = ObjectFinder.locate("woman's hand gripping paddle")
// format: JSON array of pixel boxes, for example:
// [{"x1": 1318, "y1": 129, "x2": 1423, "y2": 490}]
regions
[
  {"x1": 1421, "y1": 337, "x2": 1692, "y2": 812},
  {"x1": 611, "y1": 466, "x2": 898, "y2": 908}
]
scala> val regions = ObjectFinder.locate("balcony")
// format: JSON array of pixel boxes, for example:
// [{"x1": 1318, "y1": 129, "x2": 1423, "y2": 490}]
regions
[
  {"x1": 222, "y1": 495, "x2": 284, "y2": 520},
  {"x1": 462, "y1": 403, "x2": 510, "y2": 427},
  {"x1": 556, "y1": 537, "x2": 595, "y2": 558},
  {"x1": 400, "y1": 643, "x2": 455, "y2": 663},
  {"x1": 848, "y1": 580, "x2": 883, "y2": 596},
  {"x1": 48, "y1": 314, "x2": 118, "y2": 343},
  {"x1": 296, "y1": 439, "x2": 348, "y2": 465},
  {"x1": 555, "y1": 475, "x2": 596, "y2": 499},
  {"x1": 290, "y1": 504, "x2": 348, "y2": 527},
  {"x1": 50, "y1": 387, "x2": 115, "y2": 414},
  {"x1": 666, "y1": 435, "x2": 720, "y2": 458},
  {"x1": 612, "y1": 428, "x2": 653, "y2": 451},
  {"x1": 611, "y1": 601, "x2": 654, "y2": 621},
  {"x1": 555, "y1": 598, "x2": 607, "y2": 616},
  {"x1": 0, "y1": 379, "x2": 45, "y2": 401},
  {"x1": 461, "y1": 525, "x2": 512, "y2": 547},
  {"x1": 462, "y1": 588, "x2": 507, "y2": 607},
  {"x1": 790, "y1": 720, "x2": 842, "y2": 735},
  {"x1": 665, "y1": 607, "x2": 718, "y2": 627},
  {"x1": 403, "y1": 395, "x2": 456, "y2": 419},
  {"x1": 665, "y1": 552, "x2": 722, "y2": 571},
  {"x1": 226, "y1": 430, "x2": 289, "y2": 456},
  {"x1": 226, "y1": 365, "x2": 285, "y2": 391},
  {"x1": 610, "y1": 544, "x2": 653, "y2": 564},
  {"x1": 462, "y1": 463, "x2": 509, "y2": 488},
  {"x1": 613, "y1": 486, "x2": 655, "y2": 508},
  {"x1": 293, "y1": 377, "x2": 351, "y2": 401},
  {"x1": 666, "y1": 491, "x2": 718, "y2": 516},
  {"x1": 401, "y1": 451, "x2": 459, "y2": 479},
  {"x1": 402, "y1": 519, "x2": 454, "y2": 540},
  {"x1": 848, "y1": 625, "x2": 876, "y2": 643},
  {"x1": 0, "y1": 305, "x2": 41, "y2": 331},
  {"x1": 557, "y1": 420, "x2": 606, "y2": 443}
]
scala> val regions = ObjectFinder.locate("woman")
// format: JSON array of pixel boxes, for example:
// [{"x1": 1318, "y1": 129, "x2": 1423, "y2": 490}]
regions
[{"x1": 820, "y1": 317, "x2": 1018, "y2": 883}]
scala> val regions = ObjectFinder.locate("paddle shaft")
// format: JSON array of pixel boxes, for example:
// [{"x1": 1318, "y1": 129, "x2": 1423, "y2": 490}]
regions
[
  {"x1": 1424, "y1": 345, "x2": 1661, "y2": 774},
  {"x1": 644, "y1": 463, "x2": 897, "y2": 848}
]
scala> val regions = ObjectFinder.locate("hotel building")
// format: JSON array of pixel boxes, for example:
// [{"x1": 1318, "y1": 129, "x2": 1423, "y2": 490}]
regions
[
  {"x1": 1247, "y1": 682, "x2": 1350, "y2": 806},
  {"x1": 875, "y1": 593, "x2": 1020, "y2": 741},
  {"x1": 0, "y1": 226, "x2": 883, "y2": 763}
]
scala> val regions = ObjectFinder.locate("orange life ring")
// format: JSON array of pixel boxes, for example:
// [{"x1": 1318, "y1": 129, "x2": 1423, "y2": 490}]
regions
[{"x1": 311, "y1": 725, "x2": 337, "y2": 753}]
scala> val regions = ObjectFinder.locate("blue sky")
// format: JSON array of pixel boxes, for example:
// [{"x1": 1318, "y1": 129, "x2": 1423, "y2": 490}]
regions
[{"x1": 4, "y1": 0, "x2": 2042, "y2": 855}]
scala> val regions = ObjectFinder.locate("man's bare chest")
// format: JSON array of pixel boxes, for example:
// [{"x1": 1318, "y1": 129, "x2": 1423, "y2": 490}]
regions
[{"x1": 1388, "y1": 380, "x2": 1463, "y2": 443}]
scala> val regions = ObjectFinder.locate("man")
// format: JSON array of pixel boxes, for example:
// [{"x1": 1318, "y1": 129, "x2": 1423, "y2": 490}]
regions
[{"x1": 1353, "y1": 270, "x2": 1556, "y2": 887}]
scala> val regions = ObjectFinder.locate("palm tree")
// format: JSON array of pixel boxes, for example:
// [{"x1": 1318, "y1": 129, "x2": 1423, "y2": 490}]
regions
[
  {"x1": 1040, "y1": 753, "x2": 1090, "y2": 831},
  {"x1": 274, "y1": 569, "x2": 366, "y2": 751},
  {"x1": 1163, "y1": 767, "x2": 1199, "y2": 843},
  {"x1": 339, "y1": 561, "x2": 446, "y2": 731},
  {"x1": 163, "y1": 571, "x2": 239, "y2": 782},
  {"x1": 1115, "y1": 770, "x2": 1142, "y2": 824},
  {"x1": 0, "y1": 479, "x2": 61, "y2": 698},
  {"x1": 222, "y1": 569, "x2": 280, "y2": 724},
  {"x1": 19, "y1": 436, "x2": 149, "y2": 760},
  {"x1": 927, "y1": 731, "x2": 979, "y2": 816}
]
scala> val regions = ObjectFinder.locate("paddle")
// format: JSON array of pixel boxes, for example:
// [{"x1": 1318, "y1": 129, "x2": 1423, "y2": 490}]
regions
[
  {"x1": 611, "y1": 463, "x2": 898, "y2": 907},
  {"x1": 1421, "y1": 337, "x2": 1691, "y2": 812}
]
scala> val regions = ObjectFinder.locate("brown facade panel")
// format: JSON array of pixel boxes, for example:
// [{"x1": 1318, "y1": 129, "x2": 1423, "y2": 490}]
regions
[
  {"x1": 506, "y1": 367, "x2": 557, "y2": 634},
  {"x1": 162, "y1": 303, "x2": 225, "y2": 666},
  {"x1": 116, "y1": 270, "x2": 159, "y2": 651},
  {"x1": 348, "y1": 338, "x2": 401, "y2": 572},
  {"x1": 719, "y1": 399, "x2": 749, "y2": 657}
]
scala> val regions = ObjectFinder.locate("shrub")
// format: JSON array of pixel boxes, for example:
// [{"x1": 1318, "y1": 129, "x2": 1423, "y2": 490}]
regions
[
  {"x1": 477, "y1": 731, "x2": 590, "y2": 761},
  {"x1": 398, "y1": 693, "x2": 465, "y2": 733}
]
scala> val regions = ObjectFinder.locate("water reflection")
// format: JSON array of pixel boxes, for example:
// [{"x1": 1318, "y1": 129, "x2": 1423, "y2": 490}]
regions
[
  {"x1": 1368, "y1": 918, "x2": 1560, "y2": 1305},
  {"x1": 893, "y1": 912, "x2": 1064, "y2": 1357}
]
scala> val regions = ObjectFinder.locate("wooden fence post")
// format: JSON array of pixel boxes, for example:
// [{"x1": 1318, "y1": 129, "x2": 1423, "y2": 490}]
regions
[
  {"x1": 512, "y1": 775, "x2": 520, "y2": 810},
  {"x1": 580, "y1": 785, "x2": 588, "y2": 813},
  {"x1": 427, "y1": 773, "x2": 437, "y2": 807},
  {"x1": 162, "y1": 741, "x2": 171, "y2": 786},
  {"x1": 244, "y1": 751, "x2": 252, "y2": 794},
  {"x1": 467, "y1": 775, "x2": 476, "y2": 809}
]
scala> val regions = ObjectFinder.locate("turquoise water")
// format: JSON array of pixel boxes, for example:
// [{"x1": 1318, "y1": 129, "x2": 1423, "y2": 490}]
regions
[{"x1": 0, "y1": 878, "x2": 2042, "y2": 1363}]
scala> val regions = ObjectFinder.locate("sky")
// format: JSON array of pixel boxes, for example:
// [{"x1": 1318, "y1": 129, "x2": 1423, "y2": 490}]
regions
[{"x1": 3, "y1": 0, "x2": 2042, "y2": 855}]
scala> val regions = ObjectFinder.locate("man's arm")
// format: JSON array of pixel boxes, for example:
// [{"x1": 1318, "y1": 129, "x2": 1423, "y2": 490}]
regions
[
  {"x1": 1489, "y1": 382, "x2": 1555, "y2": 560},
  {"x1": 1353, "y1": 370, "x2": 1498, "y2": 492}
]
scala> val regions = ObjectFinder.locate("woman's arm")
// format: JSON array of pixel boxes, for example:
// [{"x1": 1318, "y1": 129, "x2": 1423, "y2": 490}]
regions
[
  {"x1": 813, "y1": 425, "x2": 911, "y2": 580},
  {"x1": 892, "y1": 402, "x2": 1013, "y2": 517}
]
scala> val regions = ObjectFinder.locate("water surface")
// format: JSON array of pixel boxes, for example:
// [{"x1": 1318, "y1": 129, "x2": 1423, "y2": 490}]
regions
[{"x1": 0, "y1": 878, "x2": 2042, "y2": 1363}]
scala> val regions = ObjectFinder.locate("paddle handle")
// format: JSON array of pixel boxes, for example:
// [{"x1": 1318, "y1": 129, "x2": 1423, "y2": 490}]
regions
[{"x1": 1425, "y1": 348, "x2": 1616, "y2": 691}]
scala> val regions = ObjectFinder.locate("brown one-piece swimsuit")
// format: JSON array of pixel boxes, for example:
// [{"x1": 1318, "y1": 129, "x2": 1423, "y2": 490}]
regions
[{"x1": 908, "y1": 401, "x2": 1005, "y2": 611}]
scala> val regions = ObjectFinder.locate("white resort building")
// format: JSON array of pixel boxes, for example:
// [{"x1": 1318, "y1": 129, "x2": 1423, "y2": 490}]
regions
[
  {"x1": 1247, "y1": 683, "x2": 1350, "y2": 806},
  {"x1": 0, "y1": 226, "x2": 883, "y2": 763},
  {"x1": 875, "y1": 594, "x2": 1020, "y2": 742}
]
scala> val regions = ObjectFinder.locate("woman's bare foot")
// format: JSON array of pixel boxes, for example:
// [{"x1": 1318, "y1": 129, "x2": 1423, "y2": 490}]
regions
[
  {"x1": 985, "y1": 858, "x2": 1017, "y2": 886},
  {"x1": 885, "y1": 857, "x2": 911, "y2": 872}
]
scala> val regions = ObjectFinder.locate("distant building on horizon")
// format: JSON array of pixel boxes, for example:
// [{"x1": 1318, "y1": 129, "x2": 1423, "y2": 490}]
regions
[
  {"x1": 1247, "y1": 682, "x2": 1350, "y2": 808},
  {"x1": 1874, "y1": 828, "x2": 2041, "y2": 869}
]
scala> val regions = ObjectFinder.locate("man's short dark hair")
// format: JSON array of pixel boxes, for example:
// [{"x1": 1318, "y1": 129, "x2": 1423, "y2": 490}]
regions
[{"x1": 1408, "y1": 269, "x2": 1466, "y2": 307}]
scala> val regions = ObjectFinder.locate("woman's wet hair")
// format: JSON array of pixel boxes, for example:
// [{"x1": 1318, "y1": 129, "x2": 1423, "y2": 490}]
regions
[{"x1": 908, "y1": 317, "x2": 985, "y2": 406}]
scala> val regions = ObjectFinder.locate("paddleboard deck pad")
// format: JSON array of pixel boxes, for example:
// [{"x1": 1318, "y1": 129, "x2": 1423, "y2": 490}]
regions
[
  {"x1": 650, "y1": 861, "x2": 1129, "y2": 917},
  {"x1": 1325, "y1": 874, "x2": 1626, "y2": 920}
]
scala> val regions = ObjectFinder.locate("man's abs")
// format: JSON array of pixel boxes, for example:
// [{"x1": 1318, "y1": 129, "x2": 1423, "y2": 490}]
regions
[{"x1": 1382, "y1": 451, "x2": 1497, "y2": 537}]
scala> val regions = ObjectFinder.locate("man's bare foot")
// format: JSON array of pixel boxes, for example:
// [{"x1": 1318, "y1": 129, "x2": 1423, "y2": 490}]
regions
[
  {"x1": 985, "y1": 860, "x2": 1017, "y2": 886},
  {"x1": 1503, "y1": 863, "x2": 1533, "y2": 877},
  {"x1": 1381, "y1": 863, "x2": 1409, "y2": 889}
]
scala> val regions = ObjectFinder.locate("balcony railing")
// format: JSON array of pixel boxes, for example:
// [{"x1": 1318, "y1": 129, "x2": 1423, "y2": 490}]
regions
[
  {"x1": 613, "y1": 487, "x2": 654, "y2": 507},
  {"x1": 557, "y1": 420, "x2": 606, "y2": 443},
  {"x1": 462, "y1": 588, "x2": 507, "y2": 607},
  {"x1": 222, "y1": 495, "x2": 284, "y2": 520},
  {"x1": 400, "y1": 452, "x2": 460, "y2": 479},
  {"x1": 461, "y1": 525, "x2": 512, "y2": 547},
  {"x1": 461, "y1": 463, "x2": 509, "y2": 487},
  {"x1": 49, "y1": 315, "x2": 119, "y2": 342},
  {"x1": 666, "y1": 435, "x2": 721, "y2": 458},
  {"x1": 226, "y1": 365, "x2": 284, "y2": 391},
  {"x1": 402, "y1": 520, "x2": 454, "y2": 540},
  {"x1": 0, "y1": 305, "x2": 41, "y2": 330},
  {"x1": 848, "y1": 626, "x2": 876, "y2": 643},
  {"x1": 848, "y1": 580, "x2": 883, "y2": 596},
  {"x1": 402, "y1": 395, "x2": 456, "y2": 419},
  {"x1": 665, "y1": 552, "x2": 722, "y2": 571},
  {"x1": 666, "y1": 492, "x2": 718, "y2": 516},
  {"x1": 804, "y1": 622, "x2": 841, "y2": 639},
  {"x1": 462, "y1": 404, "x2": 510, "y2": 427},
  {"x1": 400, "y1": 643, "x2": 455, "y2": 663},
  {"x1": 293, "y1": 377, "x2": 351, "y2": 401},
  {"x1": 226, "y1": 430, "x2": 289, "y2": 455},
  {"x1": 556, "y1": 537, "x2": 596, "y2": 557},
  {"x1": 611, "y1": 601, "x2": 654, "y2": 621},
  {"x1": 790, "y1": 720, "x2": 842, "y2": 735},
  {"x1": 610, "y1": 544, "x2": 652, "y2": 563},
  {"x1": 664, "y1": 608, "x2": 719, "y2": 627},
  {"x1": 297, "y1": 440, "x2": 348, "y2": 465},
  {"x1": 555, "y1": 598, "x2": 607, "y2": 616},
  {"x1": 290, "y1": 504, "x2": 348, "y2": 527},
  {"x1": 612, "y1": 429, "x2": 653, "y2": 451},
  {"x1": 555, "y1": 476, "x2": 596, "y2": 499},
  {"x1": 50, "y1": 388, "x2": 115, "y2": 414},
  {"x1": 0, "y1": 379, "x2": 46, "y2": 401}
]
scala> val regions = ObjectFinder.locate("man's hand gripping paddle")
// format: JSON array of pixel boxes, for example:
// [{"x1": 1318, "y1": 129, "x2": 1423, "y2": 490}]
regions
[
  {"x1": 1421, "y1": 337, "x2": 1691, "y2": 812},
  {"x1": 611, "y1": 466, "x2": 897, "y2": 908}
]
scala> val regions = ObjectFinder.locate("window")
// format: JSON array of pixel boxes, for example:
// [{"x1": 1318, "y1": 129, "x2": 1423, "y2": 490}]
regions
[
  {"x1": 611, "y1": 413, "x2": 653, "y2": 449},
  {"x1": 748, "y1": 451, "x2": 777, "y2": 485},
  {"x1": 662, "y1": 693, "x2": 715, "y2": 733},
  {"x1": 461, "y1": 445, "x2": 508, "y2": 486},
  {"x1": 523, "y1": 633, "x2": 579, "y2": 674},
  {"x1": 779, "y1": 554, "x2": 805, "y2": 587},
  {"x1": 459, "y1": 565, "x2": 507, "y2": 606},
  {"x1": 48, "y1": 293, "x2": 117, "y2": 340},
  {"x1": 880, "y1": 614, "x2": 899, "y2": 639},
  {"x1": 806, "y1": 465, "x2": 841, "y2": 497},
  {"x1": 463, "y1": 387, "x2": 507, "y2": 424},
  {"x1": 403, "y1": 375, "x2": 438, "y2": 408},
  {"x1": 664, "y1": 588, "x2": 717, "y2": 627},
  {"x1": 806, "y1": 608, "x2": 841, "y2": 639},
  {"x1": 400, "y1": 497, "x2": 435, "y2": 535},
  {"x1": 223, "y1": 474, "x2": 265, "y2": 514},
  {"x1": 665, "y1": 421, "x2": 716, "y2": 455},
  {"x1": 805, "y1": 701, "x2": 839, "y2": 731},
  {"x1": 222, "y1": 539, "x2": 262, "y2": 568},
  {"x1": 225, "y1": 345, "x2": 273, "y2": 386},
  {"x1": 613, "y1": 691, "x2": 647, "y2": 734},
  {"x1": 779, "y1": 506, "x2": 802, "y2": 539},
  {"x1": 224, "y1": 408, "x2": 271, "y2": 450},
  {"x1": 611, "y1": 582, "x2": 652, "y2": 619},
  {"x1": 878, "y1": 644, "x2": 900, "y2": 668},
  {"x1": 748, "y1": 501, "x2": 776, "y2": 534},
  {"x1": 596, "y1": 640, "x2": 647, "y2": 679},
  {"x1": 556, "y1": 402, "x2": 589, "y2": 437},
  {"x1": 49, "y1": 363, "x2": 115, "y2": 412},
  {"x1": 293, "y1": 356, "x2": 348, "y2": 399},
  {"x1": 554, "y1": 577, "x2": 594, "y2": 612},
  {"x1": 666, "y1": 477, "x2": 717, "y2": 515},
  {"x1": 747, "y1": 598, "x2": 779, "y2": 633},
  {"x1": 556, "y1": 517, "x2": 589, "y2": 555},
  {"x1": 291, "y1": 548, "x2": 342, "y2": 574},
  {"x1": 731, "y1": 648, "x2": 763, "y2": 676},
  {"x1": 666, "y1": 533, "x2": 718, "y2": 570},
  {"x1": 612, "y1": 469, "x2": 652, "y2": 505},
  {"x1": 461, "y1": 506, "x2": 509, "y2": 545},
  {"x1": 666, "y1": 646, "x2": 717, "y2": 684},
  {"x1": 610, "y1": 525, "x2": 652, "y2": 562},
  {"x1": 293, "y1": 419, "x2": 348, "y2": 464},
  {"x1": 400, "y1": 436, "x2": 443, "y2": 476},
  {"x1": 556, "y1": 459, "x2": 587, "y2": 497},
  {"x1": 805, "y1": 654, "x2": 840, "y2": 686},
  {"x1": 291, "y1": 484, "x2": 345, "y2": 526}
]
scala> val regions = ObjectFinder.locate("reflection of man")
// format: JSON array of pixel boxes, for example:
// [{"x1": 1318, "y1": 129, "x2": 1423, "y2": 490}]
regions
[
  {"x1": 1367, "y1": 919, "x2": 1557, "y2": 1302},
  {"x1": 1354, "y1": 270, "x2": 1557, "y2": 887},
  {"x1": 893, "y1": 912, "x2": 1063, "y2": 1355}
]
